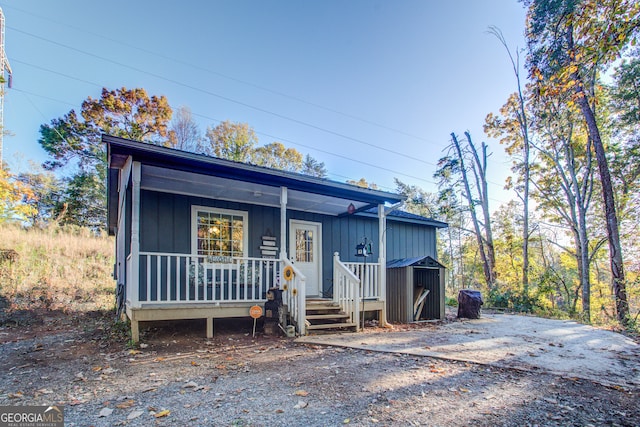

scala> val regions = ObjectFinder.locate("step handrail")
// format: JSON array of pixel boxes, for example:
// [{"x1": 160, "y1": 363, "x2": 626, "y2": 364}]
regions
[{"x1": 332, "y1": 252, "x2": 360, "y2": 331}]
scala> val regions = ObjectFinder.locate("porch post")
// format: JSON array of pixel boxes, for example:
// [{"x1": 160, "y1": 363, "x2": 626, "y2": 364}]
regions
[
  {"x1": 280, "y1": 186, "x2": 288, "y2": 260},
  {"x1": 130, "y1": 161, "x2": 141, "y2": 309},
  {"x1": 378, "y1": 203, "x2": 387, "y2": 326}
]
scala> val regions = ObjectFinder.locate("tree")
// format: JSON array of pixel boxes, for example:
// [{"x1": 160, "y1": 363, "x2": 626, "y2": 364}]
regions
[
  {"x1": 253, "y1": 142, "x2": 304, "y2": 172},
  {"x1": 486, "y1": 26, "x2": 534, "y2": 297},
  {"x1": 531, "y1": 91, "x2": 599, "y2": 320},
  {"x1": 436, "y1": 132, "x2": 496, "y2": 289},
  {"x1": 347, "y1": 178, "x2": 378, "y2": 189},
  {"x1": 0, "y1": 168, "x2": 36, "y2": 224},
  {"x1": 202, "y1": 121, "x2": 257, "y2": 163},
  {"x1": 15, "y1": 163, "x2": 64, "y2": 227},
  {"x1": 394, "y1": 179, "x2": 437, "y2": 218},
  {"x1": 524, "y1": 0, "x2": 640, "y2": 324},
  {"x1": 169, "y1": 106, "x2": 201, "y2": 152},
  {"x1": 38, "y1": 87, "x2": 174, "y2": 228},
  {"x1": 301, "y1": 154, "x2": 328, "y2": 178},
  {"x1": 60, "y1": 172, "x2": 106, "y2": 230}
]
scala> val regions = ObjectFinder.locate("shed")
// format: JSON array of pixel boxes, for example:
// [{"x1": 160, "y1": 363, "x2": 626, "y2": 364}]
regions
[{"x1": 386, "y1": 256, "x2": 446, "y2": 323}]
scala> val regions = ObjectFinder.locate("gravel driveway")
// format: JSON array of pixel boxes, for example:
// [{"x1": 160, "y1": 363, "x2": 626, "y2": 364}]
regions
[
  {"x1": 1, "y1": 311, "x2": 638, "y2": 426},
  {"x1": 298, "y1": 313, "x2": 640, "y2": 388}
]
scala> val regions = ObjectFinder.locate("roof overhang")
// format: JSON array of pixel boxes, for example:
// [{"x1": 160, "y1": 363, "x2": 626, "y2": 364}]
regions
[{"x1": 105, "y1": 135, "x2": 405, "y2": 233}]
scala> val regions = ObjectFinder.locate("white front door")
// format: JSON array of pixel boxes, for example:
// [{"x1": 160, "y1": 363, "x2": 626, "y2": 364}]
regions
[{"x1": 289, "y1": 220, "x2": 322, "y2": 297}]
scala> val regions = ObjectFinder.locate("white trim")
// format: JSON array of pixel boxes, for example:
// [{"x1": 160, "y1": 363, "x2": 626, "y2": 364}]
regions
[
  {"x1": 378, "y1": 203, "x2": 387, "y2": 325},
  {"x1": 130, "y1": 161, "x2": 142, "y2": 308},
  {"x1": 191, "y1": 205, "x2": 249, "y2": 258},
  {"x1": 289, "y1": 219, "x2": 323, "y2": 297},
  {"x1": 280, "y1": 187, "x2": 288, "y2": 259}
]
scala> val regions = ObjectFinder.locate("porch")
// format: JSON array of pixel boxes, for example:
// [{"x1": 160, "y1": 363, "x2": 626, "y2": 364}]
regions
[{"x1": 124, "y1": 251, "x2": 383, "y2": 342}]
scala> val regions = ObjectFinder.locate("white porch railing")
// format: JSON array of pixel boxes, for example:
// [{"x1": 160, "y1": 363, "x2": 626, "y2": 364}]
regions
[
  {"x1": 333, "y1": 252, "x2": 361, "y2": 330},
  {"x1": 137, "y1": 252, "x2": 279, "y2": 304},
  {"x1": 343, "y1": 260, "x2": 381, "y2": 300},
  {"x1": 281, "y1": 258, "x2": 306, "y2": 336}
]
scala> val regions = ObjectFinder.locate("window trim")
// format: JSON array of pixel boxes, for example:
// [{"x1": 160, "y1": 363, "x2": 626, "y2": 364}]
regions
[{"x1": 191, "y1": 205, "x2": 249, "y2": 258}]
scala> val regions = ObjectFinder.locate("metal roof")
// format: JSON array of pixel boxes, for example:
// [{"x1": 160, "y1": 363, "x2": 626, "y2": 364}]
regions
[
  {"x1": 387, "y1": 256, "x2": 446, "y2": 269},
  {"x1": 362, "y1": 207, "x2": 448, "y2": 228},
  {"x1": 106, "y1": 135, "x2": 410, "y2": 232}
]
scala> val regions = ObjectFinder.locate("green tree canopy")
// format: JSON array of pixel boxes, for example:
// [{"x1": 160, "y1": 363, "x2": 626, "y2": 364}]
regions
[{"x1": 38, "y1": 87, "x2": 174, "y2": 228}]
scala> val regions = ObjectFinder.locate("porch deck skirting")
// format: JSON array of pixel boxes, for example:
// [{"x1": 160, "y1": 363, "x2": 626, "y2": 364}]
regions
[{"x1": 125, "y1": 302, "x2": 262, "y2": 344}]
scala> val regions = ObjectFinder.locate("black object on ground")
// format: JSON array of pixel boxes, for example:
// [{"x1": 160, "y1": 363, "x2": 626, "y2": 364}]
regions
[{"x1": 458, "y1": 289, "x2": 483, "y2": 319}]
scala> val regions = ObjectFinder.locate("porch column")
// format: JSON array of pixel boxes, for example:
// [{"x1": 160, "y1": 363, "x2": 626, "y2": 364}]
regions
[
  {"x1": 116, "y1": 156, "x2": 132, "y2": 296},
  {"x1": 280, "y1": 186, "x2": 288, "y2": 260},
  {"x1": 378, "y1": 203, "x2": 387, "y2": 325},
  {"x1": 130, "y1": 161, "x2": 142, "y2": 309}
]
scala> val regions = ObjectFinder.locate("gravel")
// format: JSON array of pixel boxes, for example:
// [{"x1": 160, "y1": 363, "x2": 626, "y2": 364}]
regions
[{"x1": 0, "y1": 313, "x2": 638, "y2": 426}]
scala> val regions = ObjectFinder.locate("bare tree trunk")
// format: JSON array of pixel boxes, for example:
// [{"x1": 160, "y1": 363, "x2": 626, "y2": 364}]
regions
[
  {"x1": 489, "y1": 26, "x2": 532, "y2": 297},
  {"x1": 465, "y1": 132, "x2": 496, "y2": 286},
  {"x1": 450, "y1": 133, "x2": 493, "y2": 288},
  {"x1": 577, "y1": 93, "x2": 628, "y2": 324},
  {"x1": 565, "y1": 25, "x2": 628, "y2": 325}
]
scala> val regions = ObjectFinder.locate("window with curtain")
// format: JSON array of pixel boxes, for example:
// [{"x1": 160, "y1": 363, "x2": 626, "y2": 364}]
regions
[{"x1": 192, "y1": 207, "x2": 247, "y2": 258}]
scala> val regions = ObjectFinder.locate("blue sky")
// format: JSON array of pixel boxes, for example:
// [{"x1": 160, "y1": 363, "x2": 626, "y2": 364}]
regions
[{"x1": 2, "y1": 0, "x2": 527, "y2": 208}]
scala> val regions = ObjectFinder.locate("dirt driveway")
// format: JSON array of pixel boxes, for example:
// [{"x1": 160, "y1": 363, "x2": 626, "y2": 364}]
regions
[
  {"x1": 299, "y1": 313, "x2": 640, "y2": 389},
  {"x1": 1, "y1": 310, "x2": 638, "y2": 426}
]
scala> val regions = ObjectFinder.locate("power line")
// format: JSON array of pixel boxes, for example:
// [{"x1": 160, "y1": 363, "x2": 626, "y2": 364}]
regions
[
  {"x1": 3, "y1": 4, "x2": 447, "y2": 148},
  {"x1": 12, "y1": 85, "x2": 513, "y2": 205},
  {"x1": 7, "y1": 44, "x2": 514, "y2": 205},
  {"x1": 9, "y1": 25, "x2": 511, "y2": 191},
  {"x1": 9, "y1": 26, "x2": 443, "y2": 168}
]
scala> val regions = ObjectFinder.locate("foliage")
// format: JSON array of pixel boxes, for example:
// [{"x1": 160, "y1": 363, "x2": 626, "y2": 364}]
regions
[
  {"x1": 0, "y1": 168, "x2": 37, "y2": 224},
  {"x1": 15, "y1": 163, "x2": 64, "y2": 227},
  {"x1": 0, "y1": 223, "x2": 114, "y2": 311},
  {"x1": 39, "y1": 87, "x2": 173, "y2": 172},
  {"x1": 301, "y1": 154, "x2": 328, "y2": 178},
  {"x1": 202, "y1": 120, "x2": 327, "y2": 177},
  {"x1": 346, "y1": 178, "x2": 378, "y2": 189},
  {"x1": 522, "y1": 0, "x2": 640, "y2": 325},
  {"x1": 38, "y1": 87, "x2": 174, "y2": 229},
  {"x1": 169, "y1": 106, "x2": 201, "y2": 151},
  {"x1": 394, "y1": 178, "x2": 437, "y2": 218},
  {"x1": 253, "y1": 142, "x2": 304, "y2": 172},
  {"x1": 203, "y1": 121, "x2": 258, "y2": 163}
]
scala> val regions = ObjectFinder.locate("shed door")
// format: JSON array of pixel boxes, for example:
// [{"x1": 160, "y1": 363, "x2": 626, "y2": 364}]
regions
[
  {"x1": 289, "y1": 220, "x2": 322, "y2": 297},
  {"x1": 415, "y1": 268, "x2": 440, "y2": 320}
]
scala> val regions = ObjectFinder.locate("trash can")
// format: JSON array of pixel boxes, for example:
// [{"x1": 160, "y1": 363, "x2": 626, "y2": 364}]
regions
[{"x1": 457, "y1": 289, "x2": 483, "y2": 319}]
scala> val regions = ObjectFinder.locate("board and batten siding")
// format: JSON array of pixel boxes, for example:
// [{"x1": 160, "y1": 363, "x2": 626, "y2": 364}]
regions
[
  {"x1": 139, "y1": 190, "x2": 281, "y2": 257},
  {"x1": 138, "y1": 190, "x2": 439, "y2": 296}
]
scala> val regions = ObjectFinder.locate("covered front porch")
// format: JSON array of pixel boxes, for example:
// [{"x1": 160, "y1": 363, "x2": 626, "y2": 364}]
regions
[
  {"x1": 124, "y1": 251, "x2": 383, "y2": 341},
  {"x1": 107, "y1": 135, "x2": 404, "y2": 342}
]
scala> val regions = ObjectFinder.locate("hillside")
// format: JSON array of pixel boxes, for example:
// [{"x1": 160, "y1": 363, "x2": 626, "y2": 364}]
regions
[{"x1": 0, "y1": 224, "x2": 114, "y2": 315}]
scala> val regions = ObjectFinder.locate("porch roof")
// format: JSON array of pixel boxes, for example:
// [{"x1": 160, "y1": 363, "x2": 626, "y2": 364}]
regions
[{"x1": 106, "y1": 135, "x2": 405, "y2": 233}]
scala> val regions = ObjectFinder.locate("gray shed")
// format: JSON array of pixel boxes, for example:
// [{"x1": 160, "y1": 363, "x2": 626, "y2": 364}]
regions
[{"x1": 386, "y1": 256, "x2": 446, "y2": 323}]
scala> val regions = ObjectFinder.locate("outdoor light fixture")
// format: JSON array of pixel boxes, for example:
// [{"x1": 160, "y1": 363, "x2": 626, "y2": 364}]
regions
[
  {"x1": 347, "y1": 203, "x2": 356, "y2": 214},
  {"x1": 355, "y1": 238, "x2": 372, "y2": 257},
  {"x1": 355, "y1": 237, "x2": 372, "y2": 330}
]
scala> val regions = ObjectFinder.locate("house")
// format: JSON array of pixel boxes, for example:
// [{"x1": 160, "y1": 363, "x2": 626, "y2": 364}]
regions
[{"x1": 105, "y1": 135, "x2": 447, "y2": 342}]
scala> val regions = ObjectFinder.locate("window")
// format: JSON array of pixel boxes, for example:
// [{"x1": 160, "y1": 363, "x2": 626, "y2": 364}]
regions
[
  {"x1": 191, "y1": 206, "x2": 248, "y2": 258},
  {"x1": 295, "y1": 229, "x2": 313, "y2": 262}
]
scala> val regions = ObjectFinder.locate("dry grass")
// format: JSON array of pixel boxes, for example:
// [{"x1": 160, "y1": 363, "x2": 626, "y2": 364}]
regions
[{"x1": 0, "y1": 224, "x2": 115, "y2": 312}]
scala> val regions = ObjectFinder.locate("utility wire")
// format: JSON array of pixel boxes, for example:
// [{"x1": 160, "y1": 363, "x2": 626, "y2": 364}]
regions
[
  {"x1": 9, "y1": 26, "x2": 440, "y2": 168},
  {"x1": 3, "y1": 4, "x2": 446, "y2": 148}
]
